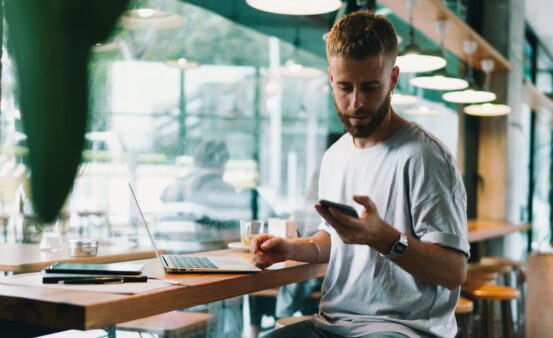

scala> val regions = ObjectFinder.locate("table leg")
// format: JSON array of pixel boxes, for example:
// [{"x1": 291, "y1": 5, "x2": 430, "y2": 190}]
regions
[{"x1": 104, "y1": 325, "x2": 116, "y2": 338}]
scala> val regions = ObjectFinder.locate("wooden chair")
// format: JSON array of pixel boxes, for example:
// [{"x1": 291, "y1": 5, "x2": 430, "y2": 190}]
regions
[{"x1": 117, "y1": 311, "x2": 213, "y2": 338}]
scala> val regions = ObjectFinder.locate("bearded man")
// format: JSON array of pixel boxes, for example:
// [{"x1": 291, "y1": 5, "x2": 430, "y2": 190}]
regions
[{"x1": 252, "y1": 11, "x2": 469, "y2": 338}]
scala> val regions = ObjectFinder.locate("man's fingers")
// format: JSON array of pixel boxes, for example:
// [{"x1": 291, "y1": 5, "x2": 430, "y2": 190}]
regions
[
  {"x1": 314, "y1": 204, "x2": 341, "y2": 227},
  {"x1": 260, "y1": 238, "x2": 281, "y2": 251}
]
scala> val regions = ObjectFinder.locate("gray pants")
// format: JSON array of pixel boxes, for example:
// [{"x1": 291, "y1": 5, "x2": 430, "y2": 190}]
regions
[{"x1": 264, "y1": 319, "x2": 410, "y2": 338}]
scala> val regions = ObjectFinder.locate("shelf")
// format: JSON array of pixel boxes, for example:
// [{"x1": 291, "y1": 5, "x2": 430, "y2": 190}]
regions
[
  {"x1": 524, "y1": 80, "x2": 553, "y2": 123},
  {"x1": 380, "y1": 0, "x2": 511, "y2": 72}
]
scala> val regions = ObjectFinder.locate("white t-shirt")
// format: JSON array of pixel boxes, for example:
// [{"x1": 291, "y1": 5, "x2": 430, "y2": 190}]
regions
[{"x1": 312, "y1": 122, "x2": 470, "y2": 338}]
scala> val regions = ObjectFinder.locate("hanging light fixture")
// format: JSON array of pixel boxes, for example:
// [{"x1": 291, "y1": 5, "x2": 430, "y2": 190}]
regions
[
  {"x1": 246, "y1": 0, "x2": 341, "y2": 15},
  {"x1": 165, "y1": 58, "x2": 200, "y2": 70},
  {"x1": 392, "y1": 93, "x2": 418, "y2": 106},
  {"x1": 442, "y1": 41, "x2": 497, "y2": 104},
  {"x1": 410, "y1": 19, "x2": 468, "y2": 90},
  {"x1": 404, "y1": 105, "x2": 441, "y2": 116},
  {"x1": 277, "y1": 28, "x2": 323, "y2": 78},
  {"x1": 463, "y1": 103, "x2": 511, "y2": 116},
  {"x1": 396, "y1": 0, "x2": 447, "y2": 73},
  {"x1": 121, "y1": 8, "x2": 183, "y2": 30}
]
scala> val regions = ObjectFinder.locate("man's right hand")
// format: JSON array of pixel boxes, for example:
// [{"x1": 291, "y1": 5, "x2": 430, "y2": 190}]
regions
[{"x1": 251, "y1": 233, "x2": 291, "y2": 268}]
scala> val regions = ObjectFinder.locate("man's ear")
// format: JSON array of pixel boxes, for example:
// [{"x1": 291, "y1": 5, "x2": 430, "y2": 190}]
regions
[
  {"x1": 328, "y1": 66, "x2": 334, "y2": 84},
  {"x1": 390, "y1": 65, "x2": 399, "y2": 91}
]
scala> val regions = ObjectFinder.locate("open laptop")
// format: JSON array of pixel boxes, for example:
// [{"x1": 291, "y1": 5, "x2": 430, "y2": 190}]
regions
[{"x1": 129, "y1": 183, "x2": 261, "y2": 273}]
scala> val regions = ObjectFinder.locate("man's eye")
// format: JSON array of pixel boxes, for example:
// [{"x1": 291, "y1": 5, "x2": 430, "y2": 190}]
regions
[
  {"x1": 338, "y1": 85, "x2": 352, "y2": 92},
  {"x1": 362, "y1": 85, "x2": 378, "y2": 92}
]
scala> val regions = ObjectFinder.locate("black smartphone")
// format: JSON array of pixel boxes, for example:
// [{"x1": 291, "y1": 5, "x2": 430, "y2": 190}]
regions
[
  {"x1": 319, "y1": 199, "x2": 359, "y2": 218},
  {"x1": 43, "y1": 262, "x2": 144, "y2": 275}
]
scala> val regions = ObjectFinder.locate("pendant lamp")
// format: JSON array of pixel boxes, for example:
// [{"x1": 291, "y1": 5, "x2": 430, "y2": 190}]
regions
[
  {"x1": 442, "y1": 41, "x2": 497, "y2": 104},
  {"x1": 410, "y1": 19, "x2": 468, "y2": 90},
  {"x1": 246, "y1": 0, "x2": 342, "y2": 15},
  {"x1": 396, "y1": 0, "x2": 447, "y2": 73},
  {"x1": 121, "y1": 8, "x2": 183, "y2": 30},
  {"x1": 464, "y1": 103, "x2": 511, "y2": 116},
  {"x1": 165, "y1": 58, "x2": 200, "y2": 70},
  {"x1": 392, "y1": 93, "x2": 418, "y2": 106},
  {"x1": 405, "y1": 105, "x2": 441, "y2": 116}
]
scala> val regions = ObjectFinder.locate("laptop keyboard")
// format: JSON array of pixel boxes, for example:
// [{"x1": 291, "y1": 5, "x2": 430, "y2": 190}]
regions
[{"x1": 168, "y1": 255, "x2": 218, "y2": 269}]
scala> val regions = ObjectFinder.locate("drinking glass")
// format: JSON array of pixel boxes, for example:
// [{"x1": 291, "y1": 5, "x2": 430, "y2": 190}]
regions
[
  {"x1": 40, "y1": 220, "x2": 63, "y2": 251},
  {"x1": 240, "y1": 220, "x2": 264, "y2": 247}
]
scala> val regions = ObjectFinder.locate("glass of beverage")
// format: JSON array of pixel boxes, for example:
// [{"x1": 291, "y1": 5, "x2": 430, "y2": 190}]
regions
[
  {"x1": 39, "y1": 220, "x2": 63, "y2": 251},
  {"x1": 240, "y1": 220, "x2": 264, "y2": 247}
]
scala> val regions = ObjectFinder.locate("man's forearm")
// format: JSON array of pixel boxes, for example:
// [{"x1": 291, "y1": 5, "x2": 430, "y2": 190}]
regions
[
  {"x1": 288, "y1": 230, "x2": 331, "y2": 264},
  {"x1": 374, "y1": 223, "x2": 467, "y2": 290}
]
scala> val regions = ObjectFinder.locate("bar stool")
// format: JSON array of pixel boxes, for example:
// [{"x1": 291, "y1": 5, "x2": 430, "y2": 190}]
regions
[
  {"x1": 480, "y1": 256, "x2": 527, "y2": 335},
  {"x1": 461, "y1": 283, "x2": 519, "y2": 338},
  {"x1": 117, "y1": 311, "x2": 213, "y2": 338},
  {"x1": 455, "y1": 297, "x2": 474, "y2": 338}
]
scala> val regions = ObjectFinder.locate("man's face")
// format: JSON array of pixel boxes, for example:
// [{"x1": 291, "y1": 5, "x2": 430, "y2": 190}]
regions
[{"x1": 328, "y1": 54, "x2": 399, "y2": 138}]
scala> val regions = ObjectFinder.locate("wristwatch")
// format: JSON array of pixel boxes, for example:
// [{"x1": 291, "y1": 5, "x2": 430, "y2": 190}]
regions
[{"x1": 380, "y1": 233, "x2": 408, "y2": 259}]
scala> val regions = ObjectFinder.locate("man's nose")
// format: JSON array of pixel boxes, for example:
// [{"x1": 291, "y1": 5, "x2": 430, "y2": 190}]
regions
[{"x1": 350, "y1": 89, "x2": 364, "y2": 110}]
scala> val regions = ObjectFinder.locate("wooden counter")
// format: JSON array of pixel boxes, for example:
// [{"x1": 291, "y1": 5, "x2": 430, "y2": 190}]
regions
[
  {"x1": 0, "y1": 250, "x2": 327, "y2": 334},
  {"x1": 468, "y1": 219, "x2": 530, "y2": 243},
  {"x1": 0, "y1": 243, "x2": 158, "y2": 273}
]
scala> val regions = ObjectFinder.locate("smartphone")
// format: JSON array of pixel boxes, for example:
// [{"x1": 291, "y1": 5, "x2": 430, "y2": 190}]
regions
[
  {"x1": 43, "y1": 262, "x2": 144, "y2": 275},
  {"x1": 319, "y1": 199, "x2": 359, "y2": 218}
]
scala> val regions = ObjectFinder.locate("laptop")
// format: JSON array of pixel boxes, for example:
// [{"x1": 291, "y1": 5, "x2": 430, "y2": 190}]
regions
[{"x1": 129, "y1": 183, "x2": 261, "y2": 273}]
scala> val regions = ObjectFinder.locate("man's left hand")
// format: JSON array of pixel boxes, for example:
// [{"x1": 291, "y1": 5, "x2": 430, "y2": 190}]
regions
[{"x1": 315, "y1": 195, "x2": 399, "y2": 251}]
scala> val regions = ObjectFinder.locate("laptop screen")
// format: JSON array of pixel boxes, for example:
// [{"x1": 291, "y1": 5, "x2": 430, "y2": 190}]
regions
[{"x1": 128, "y1": 183, "x2": 165, "y2": 264}]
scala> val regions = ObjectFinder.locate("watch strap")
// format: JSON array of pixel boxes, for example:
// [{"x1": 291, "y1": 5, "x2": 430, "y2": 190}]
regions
[{"x1": 380, "y1": 233, "x2": 408, "y2": 260}]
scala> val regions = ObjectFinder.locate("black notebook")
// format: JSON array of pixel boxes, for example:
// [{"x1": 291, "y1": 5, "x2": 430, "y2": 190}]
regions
[{"x1": 41, "y1": 271, "x2": 147, "y2": 284}]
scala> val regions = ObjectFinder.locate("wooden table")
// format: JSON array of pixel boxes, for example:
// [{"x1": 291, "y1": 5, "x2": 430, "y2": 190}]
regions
[
  {"x1": 0, "y1": 250, "x2": 327, "y2": 337},
  {"x1": 0, "y1": 243, "x2": 158, "y2": 273},
  {"x1": 468, "y1": 219, "x2": 531, "y2": 243}
]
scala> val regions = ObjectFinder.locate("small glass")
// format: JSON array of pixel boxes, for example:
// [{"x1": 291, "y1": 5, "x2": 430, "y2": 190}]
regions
[
  {"x1": 240, "y1": 220, "x2": 264, "y2": 247},
  {"x1": 39, "y1": 220, "x2": 63, "y2": 251}
]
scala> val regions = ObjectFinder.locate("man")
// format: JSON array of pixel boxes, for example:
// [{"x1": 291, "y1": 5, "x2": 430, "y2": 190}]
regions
[{"x1": 251, "y1": 11, "x2": 469, "y2": 338}]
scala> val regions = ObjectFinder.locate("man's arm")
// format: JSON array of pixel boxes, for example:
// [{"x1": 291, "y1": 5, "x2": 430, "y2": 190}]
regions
[
  {"x1": 251, "y1": 230, "x2": 331, "y2": 268},
  {"x1": 316, "y1": 195, "x2": 467, "y2": 290}
]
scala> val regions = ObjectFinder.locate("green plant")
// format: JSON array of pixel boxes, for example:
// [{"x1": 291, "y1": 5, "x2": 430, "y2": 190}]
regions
[{"x1": 5, "y1": 0, "x2": 129, "y2": 222}]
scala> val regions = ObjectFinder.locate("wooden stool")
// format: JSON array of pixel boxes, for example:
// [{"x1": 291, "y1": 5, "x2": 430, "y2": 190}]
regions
[
  {"x1": 462, "y1": 284, "x2": 519, "y2": 338},
  {"x1": 117, "y1": 311, "x2": 213, "y2": 338},
  {"x1": 455, "y1": 297, "x2": 473, "y2": 338},
  {"x1": 275, "y1": 315, "x2": 312, "y2": 329}
]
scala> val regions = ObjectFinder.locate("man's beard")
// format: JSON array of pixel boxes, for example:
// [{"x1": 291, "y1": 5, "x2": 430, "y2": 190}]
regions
[{"x1": 335, "y1": 92, "x2": 392, "y2": 139}]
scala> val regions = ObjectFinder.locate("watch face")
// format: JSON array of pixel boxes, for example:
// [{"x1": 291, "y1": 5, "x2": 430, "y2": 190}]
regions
[{"x1": 394, "y1": 244, "x2": 407, "y2": 254}]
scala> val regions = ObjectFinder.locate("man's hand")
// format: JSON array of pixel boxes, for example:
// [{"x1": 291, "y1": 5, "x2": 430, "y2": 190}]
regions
[
  {"x1": 315, "y1": 195, "x2": 398, "y2": 252},
  {"x1": 251, "y1": 234, "x2": 292, "y2": 268}
]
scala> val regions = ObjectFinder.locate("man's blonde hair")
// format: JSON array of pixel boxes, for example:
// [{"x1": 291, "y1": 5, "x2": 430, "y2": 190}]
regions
[{"x1": 326, "y1": 11, "x2": 398, "y2": 62}]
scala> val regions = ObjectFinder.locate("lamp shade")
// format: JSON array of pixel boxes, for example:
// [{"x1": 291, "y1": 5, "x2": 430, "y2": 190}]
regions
[
  {"x1": 391, "y1": 93, "x2": 418, "y2": 106},
  {"x1": 410, "y1": 74, "x2": 468, "y2": 91},
  {"x1": 276, "y1": 60, "x2": 323, "y2": 78},
  {"x1": 442, "y1": 88, "x2": 496, "y2": 104},
  {"x1": 464, "y1": 103, "x2": 511, "y2": 116},
  {"x1": 404, "y1": 106, "x2": 441, "y2": 116},
  {"x1": 246, "y1": 0, "x2": 341, "y2": 15},
  {"x1": 396, "y1": 44, "x2": 446, "y2": 73},
  {"x1": 121, "y1": 9, "x2": 183, "y2": 30},
  {"x1": 165, "y1": 58, "x2": 200, "y2": 70}
]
